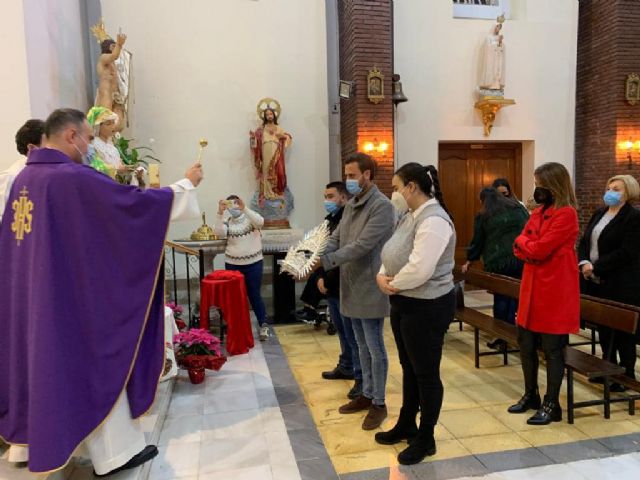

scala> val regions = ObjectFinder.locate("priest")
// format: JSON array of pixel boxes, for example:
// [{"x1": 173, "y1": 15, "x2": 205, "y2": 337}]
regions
[{"x1": 0, "y1": 108, "x2": 202, "y2": 476}]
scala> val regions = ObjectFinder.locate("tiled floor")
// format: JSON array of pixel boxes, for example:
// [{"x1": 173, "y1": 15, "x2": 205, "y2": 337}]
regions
[
  {"x1": 2, "y1": 290, "x2": 639, "y2": 479},
  {"x1": 279, "y1": 289, "x2": 640, "y2": 478}
]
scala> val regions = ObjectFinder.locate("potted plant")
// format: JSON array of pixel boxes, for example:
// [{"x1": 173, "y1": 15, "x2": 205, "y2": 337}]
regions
[
  {"x1": 173, "y1": 329, "x2": 226, "y2": 384},
  {"x1": 113, "y1": 135, "x2": 161, "y2": 185}
]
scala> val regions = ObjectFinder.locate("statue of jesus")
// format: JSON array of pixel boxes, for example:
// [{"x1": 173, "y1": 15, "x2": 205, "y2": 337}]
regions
[
  {"x1": 250, "y1": 107, "x2": 292, "y2": 204},
  {"x1": 479, "y1": 15, "x2": 506, "y2": 92}
]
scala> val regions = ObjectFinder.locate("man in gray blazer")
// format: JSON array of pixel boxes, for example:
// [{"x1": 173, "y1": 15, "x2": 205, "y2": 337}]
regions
[{"x1": 321, "y1": 153, "x2": 395, "y2": 430}]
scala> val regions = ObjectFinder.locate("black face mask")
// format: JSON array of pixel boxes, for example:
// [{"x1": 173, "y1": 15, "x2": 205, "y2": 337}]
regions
[{"x1": 533, "y1": 187, "x2": 553, "y2": 207}]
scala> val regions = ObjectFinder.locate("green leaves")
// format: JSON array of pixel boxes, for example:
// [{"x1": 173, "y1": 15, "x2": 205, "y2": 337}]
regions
[{"x1": 114, "y1": 136, "x2": 161, "y2": 167}]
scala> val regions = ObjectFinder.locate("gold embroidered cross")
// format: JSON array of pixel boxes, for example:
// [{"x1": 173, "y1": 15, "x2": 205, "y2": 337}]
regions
[{"x1": 11, "y1": 186, "x2": 34, "y2": 246}]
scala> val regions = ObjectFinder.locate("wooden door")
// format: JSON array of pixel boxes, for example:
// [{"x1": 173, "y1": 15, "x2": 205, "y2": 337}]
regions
[{"x1": 438, "y1": 143, "x2": 522, "y2": 265}]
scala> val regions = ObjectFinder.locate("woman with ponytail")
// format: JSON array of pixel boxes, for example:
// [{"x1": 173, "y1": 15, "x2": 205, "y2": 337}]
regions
[{"x1": 375, "y1": 162, "x2": 456, "y2": 465}]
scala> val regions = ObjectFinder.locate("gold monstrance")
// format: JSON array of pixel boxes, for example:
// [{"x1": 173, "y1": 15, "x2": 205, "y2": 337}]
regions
[{"x1": 190, "y1": 212, "x2": 217, "y2": 241}]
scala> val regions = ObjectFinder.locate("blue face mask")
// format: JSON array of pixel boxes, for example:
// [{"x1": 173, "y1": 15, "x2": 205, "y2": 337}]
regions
[
  {"x1": 603, "y1": 190, "x2": 623, "y2": 207},
  {"x1": 84, "y1": 143, "x2": 96, "y2": 165},
  {"x1": 229, "y1": 208, "x2": 243, "y2": 218},
  {"x1": 346, "y1": 178, "x2": 362, "y2": 196},
  {"x1": 324, "y1": 200, "x2": 339, "y2": 215}
]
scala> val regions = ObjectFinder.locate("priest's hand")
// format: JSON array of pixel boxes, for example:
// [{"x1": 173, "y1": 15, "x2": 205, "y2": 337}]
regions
[
  {"x1": 217, "y1": 200, "x2": 227, "y2": 215},
  {"x1": 236, "y1": 197, "x2": 246, "y2": 210},
  {"x1": 185, "y1": 162, "x2": 203, "y2": 187}
]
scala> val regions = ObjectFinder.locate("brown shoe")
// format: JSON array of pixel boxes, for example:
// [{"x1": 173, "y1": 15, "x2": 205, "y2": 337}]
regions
[
  {"x1": 362, "y1": 404, "x2": 387, "y2": 430},
  {"x1": 339, "y1": 395, "x2": 372, "y2": 414}
]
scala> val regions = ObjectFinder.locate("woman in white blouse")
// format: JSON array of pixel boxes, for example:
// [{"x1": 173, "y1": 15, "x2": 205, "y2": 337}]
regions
[{"x1": 375, "y1": 163, "x2": 456, "y2": 465}]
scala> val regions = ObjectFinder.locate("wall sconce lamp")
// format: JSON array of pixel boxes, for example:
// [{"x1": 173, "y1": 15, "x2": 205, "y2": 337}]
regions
[
  {"x1": 617, "y1": 138, "x2": 640, "y2": 168},
  {"x1": 363, "y1": 139, "x2": 389, "y2": 155}
]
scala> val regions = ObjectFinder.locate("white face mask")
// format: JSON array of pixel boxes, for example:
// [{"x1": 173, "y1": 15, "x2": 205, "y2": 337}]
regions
[{"x1": 391, "y1": 191, "x2": 409, "y2": 214}]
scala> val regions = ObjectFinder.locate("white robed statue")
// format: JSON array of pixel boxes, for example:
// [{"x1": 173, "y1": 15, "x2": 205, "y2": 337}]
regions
[{"x1": 479, "y1": 15, "x2": 506, "y2": 93}]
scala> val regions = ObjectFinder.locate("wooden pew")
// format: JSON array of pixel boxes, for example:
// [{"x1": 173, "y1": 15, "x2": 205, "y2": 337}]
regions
[{"x1": 453, "y1": 267, "x2": 640, "y2": 423}]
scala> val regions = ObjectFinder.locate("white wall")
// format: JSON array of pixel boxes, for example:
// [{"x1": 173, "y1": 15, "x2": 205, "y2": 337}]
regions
[
  {"x1": 0, "y1": 2, "x2": 32, "y2": 170},
  {"x1": 0, "y1": 0, "x2": 91, "y2": 171},
  {"x1": 395, "y1": 0, "x2": 579, "y2": 200},
  {"x1": 23, "y1": 0, "x2": 91, "y2": 120},
  {"x1": 101, "y1": 0, "x2": 330, "y2": 239}
]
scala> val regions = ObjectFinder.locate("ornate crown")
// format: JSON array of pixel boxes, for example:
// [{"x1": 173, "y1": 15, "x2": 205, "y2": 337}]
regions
[
  {"x1": 280, "y1": 221, "x2": 331, "y2": 279},
  {"x1": 497, "y1": 14, "x2": 506, "y2": 24},
  {"x1": 90, "y1": 19, "x2": 112, "y2": 44}
]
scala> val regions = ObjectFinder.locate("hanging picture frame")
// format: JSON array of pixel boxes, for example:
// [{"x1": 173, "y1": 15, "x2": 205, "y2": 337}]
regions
[
  {"x1": 367, "y1": 67, "x2": 384, "y2": 104},
  {"x1": 626, "y1": 73, "x2": 640, "y2": 106}
]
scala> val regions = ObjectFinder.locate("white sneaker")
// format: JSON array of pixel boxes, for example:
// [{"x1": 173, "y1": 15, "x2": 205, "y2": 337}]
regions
[{"x1": 259, "y1": 325, "x2": 270, "y2": 342}]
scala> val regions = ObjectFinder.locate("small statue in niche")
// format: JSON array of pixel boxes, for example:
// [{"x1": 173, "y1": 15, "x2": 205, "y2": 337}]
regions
[{"x1": 479, "y1": 14, "x2": 506, "y2": 97}]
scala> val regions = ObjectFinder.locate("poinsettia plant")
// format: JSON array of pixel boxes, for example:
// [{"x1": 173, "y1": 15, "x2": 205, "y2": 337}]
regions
[{"x1": 173, "y1": 329, "x2": 226, "y2": 371}]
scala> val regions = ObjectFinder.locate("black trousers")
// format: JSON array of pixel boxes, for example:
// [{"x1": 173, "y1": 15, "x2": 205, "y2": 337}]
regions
[
  {"x1": 390, "y1": 290, "x2": 455, "y2": 431},
  {"x1": 517, "y1": 326, "x2": 567, "y2": 402},
  {"x1": 300, "y1": 270, "x2": 325, "y2": 307},
  {"x1": 598, "y1": 326, "x2": 637, "y2": 379}
]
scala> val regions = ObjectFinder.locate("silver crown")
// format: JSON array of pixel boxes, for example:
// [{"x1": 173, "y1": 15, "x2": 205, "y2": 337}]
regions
[{"x1": 280, "y1": 221, "x2": 331, "y2": 279}]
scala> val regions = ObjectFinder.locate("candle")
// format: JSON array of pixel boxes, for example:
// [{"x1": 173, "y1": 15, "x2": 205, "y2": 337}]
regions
[{"x1": 149, "y1": 164, "x2": 160, "y2": 187}]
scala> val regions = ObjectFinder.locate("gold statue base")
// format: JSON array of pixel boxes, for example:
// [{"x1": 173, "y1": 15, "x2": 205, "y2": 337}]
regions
[{"x1": 474, "y1": 98, "x2": 515, "y2": 136}]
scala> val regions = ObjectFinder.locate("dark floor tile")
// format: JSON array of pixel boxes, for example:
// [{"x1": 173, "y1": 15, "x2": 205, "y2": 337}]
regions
[
  {"x1": 537, "y1": 439, "x2": 613, "y2": 463},
  {"x1": 298, "y1": 458, "x2": 339, "y2": 480},
  {"x1": 409, "y1": 455, "x2": 489, "y2": 480},
  {"x1": 288, "y1": 429, "x2": 329, "y2": 461},
  {"x1": 595, "y1": 432, "x2": 640, "y2": 454},
  {"x1": 340, "y1": 467, "x2": 399, "y2": 480},
  {"x1": 269, "y1": 367, "x2": 298, "y2": 388},
  {"x1": 476, "y1": 447, "x2": 553, "y2": 472},
  {"x1": 274, "y1": 384, "x2": 305, "y2": 406},
  {"x1": 281, "y1": 403, "x2": 317, "y2": 431}
]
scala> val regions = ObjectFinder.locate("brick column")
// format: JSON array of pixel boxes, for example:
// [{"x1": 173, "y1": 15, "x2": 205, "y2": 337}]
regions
[
  {"x1": 338, "y1": 0, "x2": 394, "y2": 196},
  {"x1": 575, "y1": 0, "x2": 640, "y2": 227}
]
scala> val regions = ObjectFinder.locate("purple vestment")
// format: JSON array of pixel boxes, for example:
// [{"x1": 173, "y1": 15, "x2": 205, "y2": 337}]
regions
[{"x1": 0, "y1": 148, "x2": 173, "y2": 473}]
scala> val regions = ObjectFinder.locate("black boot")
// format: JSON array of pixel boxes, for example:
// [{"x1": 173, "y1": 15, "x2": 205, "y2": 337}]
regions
[
  {"x1": 397, "y1": 424, "x2": 436, "y2": 465},
  {"x1": 507, "y1": 390, "x2": 541, "y2": 414},
  {"x1": 527, "y1": 397, "x2": 562, "y2": 425},
  {"x1": 375, "y1": 408, "x2": 418, "y2": 445},
  {"x1": 347, "y1": 380, "x2": 363, "y2": 399}
]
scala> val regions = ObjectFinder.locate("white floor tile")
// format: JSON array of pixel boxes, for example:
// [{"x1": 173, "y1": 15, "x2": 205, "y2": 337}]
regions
[
  {"x1": 199, "y1": 464, "x2": 273, "y2": 480},
  {"x1": 201, "y1": 409, "x2": 264, "y2": 440},
  {"x1": 158, "y1": 414, "x2": 202, "y2": 446},
  {"x1": 148, "y1": 443, "x2": 200, "y2": 480},
  {"x1": 198, "y1": 434, "x2": 270, "y2": 474},
  {"x1": 166, "y1": 393, "x2": 206, "y2": 418},
  {"x1": 203, "y1": 386, "x2": 260, "y2": 414}
]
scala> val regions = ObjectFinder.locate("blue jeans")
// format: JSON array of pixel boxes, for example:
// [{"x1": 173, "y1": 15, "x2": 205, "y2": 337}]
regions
[
  {"x1": 328, "y1": 296, "x2": 362, "y2": 381},
  {"x1": 226, "y1": 260, "x2": 267, "y2": 327},
  {"x1": 348, "y1": 317, "x2": 388, "y2": 406}
]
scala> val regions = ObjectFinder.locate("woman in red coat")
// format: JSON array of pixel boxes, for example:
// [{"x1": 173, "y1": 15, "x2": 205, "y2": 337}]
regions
[{"x1": 508, "y1": 162, "x2": 580, "y2": 425}]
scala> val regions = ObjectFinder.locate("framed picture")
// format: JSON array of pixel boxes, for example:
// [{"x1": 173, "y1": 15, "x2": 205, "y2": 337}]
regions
[
  {"x1": 339, "y1": 80, "x2": 353, "y2": 99},
  {"x1": 626, "y1": 73, "x2": 640, "y2": 106},
  {"x1": 367, "y1": 68, "x2": 384, "y2": 104},
  {"x1": 452, "y1": 0, "x2": 510, "y2": 20}
]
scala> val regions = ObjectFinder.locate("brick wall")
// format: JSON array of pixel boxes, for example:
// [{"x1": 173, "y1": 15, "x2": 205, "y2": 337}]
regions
[
  {"x1": 338, "y1": 0, "x2": 394, "y2": 196},
  {"x1": 575, "y1": 0, "x2": 640, "y2": 228}
]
